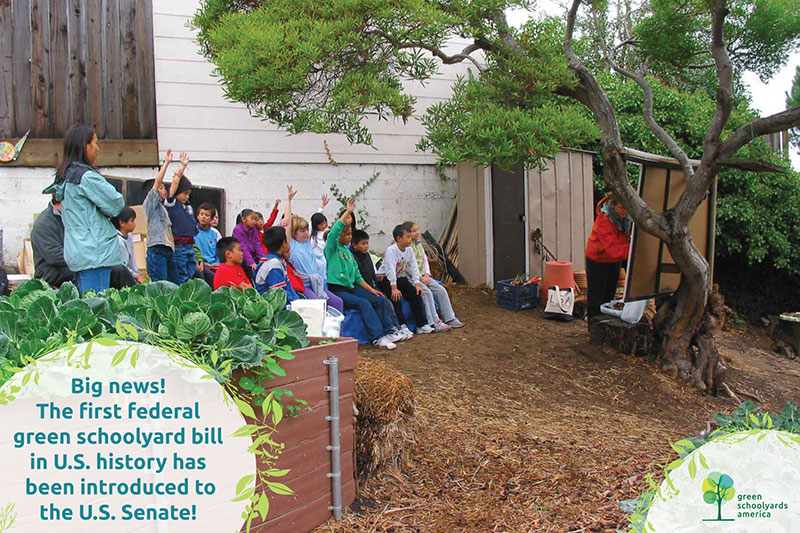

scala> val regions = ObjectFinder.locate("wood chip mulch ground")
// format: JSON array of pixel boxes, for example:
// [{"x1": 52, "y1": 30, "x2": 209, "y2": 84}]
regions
[{"x1": 315, "y1": 286, "x2": 800, "y2": 533}]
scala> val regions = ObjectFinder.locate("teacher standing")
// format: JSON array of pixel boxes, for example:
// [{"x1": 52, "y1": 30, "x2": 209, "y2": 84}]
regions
[{"x1": 44, "y1": 124, "x2": 125, "y2": 294}]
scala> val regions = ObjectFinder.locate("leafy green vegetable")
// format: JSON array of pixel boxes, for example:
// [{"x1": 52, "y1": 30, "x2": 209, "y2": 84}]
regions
[{"x1": 0, "y1": 279, "x2": 309, "y2": 386}]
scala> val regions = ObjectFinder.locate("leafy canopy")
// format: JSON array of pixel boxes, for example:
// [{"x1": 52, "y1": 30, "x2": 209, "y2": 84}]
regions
[{"x1": 193, "y1": 0, "x2": 599, "y2": 168}]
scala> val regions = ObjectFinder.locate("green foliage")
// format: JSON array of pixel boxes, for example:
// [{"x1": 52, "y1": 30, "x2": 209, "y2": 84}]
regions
[
  {"x1": 0, "y1": 279, "x2": 309, "y2": 386},
  {"x1": 636, "y1": 0, "x2": 800, "y2": 81}
]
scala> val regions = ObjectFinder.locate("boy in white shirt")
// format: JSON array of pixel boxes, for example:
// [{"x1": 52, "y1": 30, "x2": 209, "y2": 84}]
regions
[{"x1": 377, "y1": 225, "x2": 436, "y2": 334}]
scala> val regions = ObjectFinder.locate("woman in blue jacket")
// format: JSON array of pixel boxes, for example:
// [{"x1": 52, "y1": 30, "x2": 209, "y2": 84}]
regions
[{"x1": 44, "y1": 125, "x2": 125, "y2": 294}]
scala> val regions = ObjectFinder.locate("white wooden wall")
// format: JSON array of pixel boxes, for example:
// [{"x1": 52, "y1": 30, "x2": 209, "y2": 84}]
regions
[{"x1": 153, "y1": 0, "x2": 477, "y2": 164}]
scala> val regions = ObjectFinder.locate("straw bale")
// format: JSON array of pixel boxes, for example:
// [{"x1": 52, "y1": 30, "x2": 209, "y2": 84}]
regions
[{"x1": 354, "y1": 358, "x2": 416, "y2": 481}]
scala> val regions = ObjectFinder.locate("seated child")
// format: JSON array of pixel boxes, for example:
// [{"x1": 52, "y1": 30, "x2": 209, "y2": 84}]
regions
[
  {"x1": 165, "y1": 152, "x2": 198, "y2": 284},
  {"x1": 404, "y1": 221, "x2": 465, "y2": 329},
  {"x1": 213, "y1": 237, "x2": 252, "y2": 291},
  {"x1": 310, "y1": 212, "x2": 328, "y2": 257},
  {"x1": 111, "y1": 206, "x2": 143, "y2": 286},
  {"x1": 143, "y1": 150, "x2": 177, "y2": 283},
  {"x1": 376, "y1": 225, "x2": 435, "y2": 334},
  {"x1": 195, "y1": 203, "x2": 219, "y2": 287},
  {"x1": 289, "y1": 215, "x2": 344, "y2": 312},
  {"x1": 325, "y1": 199, "x2": 402, "y2": 350},
  {"x1": 254, "y1": 226, "x2": 300, "y2": 303},
  {"x1": 232, "y1": 209, "x2": 262, "y2": 274},
  {"x1": 350, "y1": 229, "x2": 412, "y2": 340}
]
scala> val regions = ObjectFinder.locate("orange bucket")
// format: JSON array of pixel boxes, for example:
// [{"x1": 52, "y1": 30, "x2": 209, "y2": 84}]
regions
[{"x1": 540, "y1": 261, "x2": 576, "y2": 297}]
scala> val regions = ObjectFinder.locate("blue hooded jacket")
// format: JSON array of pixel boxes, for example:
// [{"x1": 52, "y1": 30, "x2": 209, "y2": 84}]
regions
[{"x1": 48, "y1": 163, "x2": 125, "y2": 272}]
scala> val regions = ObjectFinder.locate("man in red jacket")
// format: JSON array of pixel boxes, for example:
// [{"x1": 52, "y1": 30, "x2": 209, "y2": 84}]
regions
[{"x1": 585, "y1": 195, "x2": 631, "y2": 318}]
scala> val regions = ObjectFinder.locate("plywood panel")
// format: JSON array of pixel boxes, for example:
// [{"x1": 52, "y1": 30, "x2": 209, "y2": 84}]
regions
[
  {"x1": 50, "y1": 1, "x2": 71, "y2": 135},
  {"x1": 569, "y1": 151, "x2": 585, "y2": 267},
  {"x1": 539, "y1": 159, "x2": 558, "y2": 265},
  {"x1": 554, "y1": 151, "x2": 572, "y2": 261},
  {"x1": 11, "y1": 0, "x2": 33, "y2": 136},
  {"x1": 67, "y1": 0, "x2": 88, "y2": 132},
  {"x1": 457, "y1": 162, "x2": 485, "y2": 285},
  {"x1": 0, "y1": 0, "x2": 15, "y2": 136},
  {"x1": 527, "y1": 167, "x2": 544, "y2": 278},
  {"x1": 627, "y1": 165, "x2": 715, "y2": 300},
  {"x1": 30, "y1": 0, "x2": 51, "y2": 137}
]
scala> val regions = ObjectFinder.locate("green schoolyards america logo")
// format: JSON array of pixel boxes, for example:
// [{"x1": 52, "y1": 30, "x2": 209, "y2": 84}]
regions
[{"x1": 628, "y1": 418, "x2": 800, "y2": 531}]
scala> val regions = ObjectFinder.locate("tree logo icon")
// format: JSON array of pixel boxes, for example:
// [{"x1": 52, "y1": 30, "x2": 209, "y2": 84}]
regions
[{"x1": 702, "y1": 471, "x2": 736, "y2": 522}]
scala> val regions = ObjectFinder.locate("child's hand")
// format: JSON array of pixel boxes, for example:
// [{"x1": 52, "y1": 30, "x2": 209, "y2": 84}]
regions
[
  {"x1": 273, "y1": 199, "x2": 281, "y2": 210},
  {"x1": 391, "y1": 287, "x2": 402, "y2": 301},
  {"x1": 321, "y1": 194, "x2": 330, "y2": 208},
  {"x1": 421, "y1": 274, "x2": 431, "y2": 286},
  {"x1": 164, "y1": 149, "x2": 173, "y2": 165},
  {"x1": 415, "y1": 283, "x2": 424, "y2": 295},
  {"x1": 196, "y1": 262, "x2": 203, "y2": 272},
  {"x1": 346, "y1": 197, "x2": 355, "y2": 212},
  {"x1": 180, "y1": 152, "x2": 189, "y2": 168},
  {"x1": 287, "y1": 185, "x2": 297, "y2": 200}
]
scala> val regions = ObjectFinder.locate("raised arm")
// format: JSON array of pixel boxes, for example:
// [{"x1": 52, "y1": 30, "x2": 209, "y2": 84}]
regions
[
  {"x1": 154, "y1": 149, "x2": 173, "y2": 190},
  {"x1": 338, "y1": 197, "x2": 355, "y2": 224},
  {"x1": 169, "y1": 151, "x2": 189, "y2": 197},
  {"x1": 279, "y1": 185, "x2": 298, "y2": 228}
]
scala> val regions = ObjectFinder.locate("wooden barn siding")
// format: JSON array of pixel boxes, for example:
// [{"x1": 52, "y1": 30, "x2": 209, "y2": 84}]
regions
[
  {"x1": 0, "y1": 0, "x2": 155, "y2": 139},
  {"x1": 234, "y1": 338, "x2": 358, "y2": 533},
  {"x1": 527, "y1": 151, "x2": 594, "y2": 278},
  {"x1": 152, "y1": 2, "x2": 478, "y2": 164}
]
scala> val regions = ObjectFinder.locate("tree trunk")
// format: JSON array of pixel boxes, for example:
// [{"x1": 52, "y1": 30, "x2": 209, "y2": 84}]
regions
[{"x1": 653, "y1": 230, "x2": 725, "y2": 393}]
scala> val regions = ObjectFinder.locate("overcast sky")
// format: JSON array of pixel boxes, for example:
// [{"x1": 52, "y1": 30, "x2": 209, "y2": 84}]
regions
[{"x1": 505, "y1": 6, "x2": 799, "y2": 170}]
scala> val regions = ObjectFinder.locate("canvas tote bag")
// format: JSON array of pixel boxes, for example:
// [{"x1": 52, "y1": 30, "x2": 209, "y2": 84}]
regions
[{"x1": 542, "y1": 285, "x2": 575, "y2": 322}]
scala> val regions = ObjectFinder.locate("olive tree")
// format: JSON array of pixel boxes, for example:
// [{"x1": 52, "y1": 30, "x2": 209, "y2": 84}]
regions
[{"x1": 193, "y1": 0, "x2": 800, "y2": 391}]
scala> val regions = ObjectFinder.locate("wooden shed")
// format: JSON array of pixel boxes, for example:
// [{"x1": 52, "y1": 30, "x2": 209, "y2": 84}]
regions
[{"x1": 456, "y1": 150, "x2": 596, "y2": 287}]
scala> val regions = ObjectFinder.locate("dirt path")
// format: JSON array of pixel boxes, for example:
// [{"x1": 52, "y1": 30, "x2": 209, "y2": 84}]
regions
[{"x1": 318, "y1": 287, "x2": 800, "y2": 532}]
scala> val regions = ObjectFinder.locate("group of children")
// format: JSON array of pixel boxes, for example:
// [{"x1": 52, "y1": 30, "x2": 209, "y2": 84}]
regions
[
  {"x1": 108, "y1": 149, "x2": 465, "y2": 350},
  {"x1": 212, "y1": 195, "x2": 466, "y2": 350}
]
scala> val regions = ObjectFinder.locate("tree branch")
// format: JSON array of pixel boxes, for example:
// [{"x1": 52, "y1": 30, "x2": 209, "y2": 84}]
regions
[
  {"x1": 564, "y1": 0, "x2": 670, "y2": 242},
  {"x1": 675, "y1": 2, "x2": 733, "y2": 226},
  {"x1": 605, "y1": 48, "x2": 694, "y2": 182},
  {"x1": 718, "y1": 106, "x2": 800, "y2": 159}
]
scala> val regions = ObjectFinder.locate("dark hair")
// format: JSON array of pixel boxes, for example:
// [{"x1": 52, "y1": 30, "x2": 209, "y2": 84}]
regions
[
  {"x1": 197, "y1": 203, "x2": 217, "y2": 217},
  {"x1": 402, "y1": 220, "x2": 416, "y2": 232},
  {"x1": 352, "y1": 229, "x2": 369, "y2": 245},
  {"x1": 310, "y1": 212, "x2": 328, "y2": 239},
  {"x1": 392, "y1": 224, "x2": 410, "y2": 241},
  {"x1": 56, "y1": 124, "x2": 95, "y2": 181},
  {"x1": 217, "y1": 237, "x2": 240, "y2": 263},
  {"x1": 337, "y1": 207, "x2": 358, "y2": 232},
  {"x1": 263, "y1": 226, "x2": 287, "y2": 253},
  {"x1": 111, "y1": 206, "x2": 137, "y2": 230},
  {"x1": 254, "y1": 211, "x2": 263, "y2": 220},
  {"x1": 236, "y1": 208, "x2": 254, "y2": 225}
]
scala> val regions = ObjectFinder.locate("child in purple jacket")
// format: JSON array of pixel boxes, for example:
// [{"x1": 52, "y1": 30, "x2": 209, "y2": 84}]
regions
[{"x1": 232, "y1": 209, "x2": 262, "y2": 272}]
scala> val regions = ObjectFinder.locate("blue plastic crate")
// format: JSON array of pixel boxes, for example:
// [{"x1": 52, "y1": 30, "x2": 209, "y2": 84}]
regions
[{"x1": 496, "y1": 279, "x2": 539, "y2": 311}]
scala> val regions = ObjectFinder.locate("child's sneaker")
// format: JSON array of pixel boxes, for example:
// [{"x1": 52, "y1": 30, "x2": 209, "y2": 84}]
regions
[
  {"x1": 387, "y1": 330, "x2": 406, "y2": 343},
  {"x1": 434, "y1": 320, "x2": 452, "y2": 332},
  {"x1": 373, "y1": 336, "x2": 397, "y2": 350},
  {"x1": 400, "y1": 325, "x2": 414, "y2": 340},
  {"x1": 446, "y1": 318, "x2": 465, "y2": 328},
  {"x1": 417, "y1": 324, "x2": 435, "y2": 334}
]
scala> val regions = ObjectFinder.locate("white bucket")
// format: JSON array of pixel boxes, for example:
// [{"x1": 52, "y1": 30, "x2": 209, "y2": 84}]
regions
[{"x1": 322, "y1": 307, "x2": 345, "y2": 338}]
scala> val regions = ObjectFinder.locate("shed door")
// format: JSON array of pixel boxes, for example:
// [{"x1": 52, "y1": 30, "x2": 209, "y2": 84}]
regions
[{"x1": 491, "y1": 165, "x2": 526, "y2": 284}]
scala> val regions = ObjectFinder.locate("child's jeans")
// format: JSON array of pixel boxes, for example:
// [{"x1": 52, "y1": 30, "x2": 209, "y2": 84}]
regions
[
  {"x1": 329, "y1": 285, "x2": 394, "y2": 342},
  {"x1": 174, "y1": 244, "x2": 196, "y2": 284},
  {"x1": 420, "y1": 280, "x2": 456, "y2": 323},
  {"x1": 75, "y1": 267, "x2": 111, "y2": 295},
  {"x1": 146, "y1": 245, "x2": 178, "y2": 284}
]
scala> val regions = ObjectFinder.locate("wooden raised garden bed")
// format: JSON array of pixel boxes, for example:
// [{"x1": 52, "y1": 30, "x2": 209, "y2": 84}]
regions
[{"x1": 233, "y1": 337, "x2": 358, "y2": 533}]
